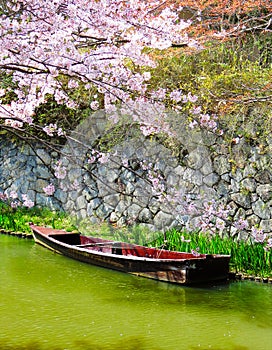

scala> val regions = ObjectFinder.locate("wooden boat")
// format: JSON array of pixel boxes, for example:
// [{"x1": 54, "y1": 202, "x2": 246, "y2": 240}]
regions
[{"x1": 30, "y1": 224, "x2": 231, "y2": 285}]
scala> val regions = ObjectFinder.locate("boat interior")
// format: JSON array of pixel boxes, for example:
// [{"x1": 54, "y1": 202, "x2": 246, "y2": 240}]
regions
[{"x1": 49, "y1": 233, "x2": 206, "y2": 260}]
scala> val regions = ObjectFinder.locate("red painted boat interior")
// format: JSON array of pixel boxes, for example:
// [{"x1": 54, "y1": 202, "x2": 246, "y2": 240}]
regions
[
  {"x1": 47, "y1": 232, "x2": 206, "y2": 260},
  {"x1": 31, "y1": 225, "x2": 210, "y2": 260}
]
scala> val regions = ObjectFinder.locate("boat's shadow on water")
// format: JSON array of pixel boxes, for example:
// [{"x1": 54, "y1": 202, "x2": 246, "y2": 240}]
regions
[
  {"x1": 29, "y1": 239, "x2": 232, "y2": 292},
  {"x1": 0, "y1": 339, "x2": 154, "y2": 350}
]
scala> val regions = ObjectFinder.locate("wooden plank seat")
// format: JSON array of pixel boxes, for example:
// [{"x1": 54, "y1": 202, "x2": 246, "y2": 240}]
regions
[{"x1": 76, "y1": 242, "x2": 122, "y2": 248}]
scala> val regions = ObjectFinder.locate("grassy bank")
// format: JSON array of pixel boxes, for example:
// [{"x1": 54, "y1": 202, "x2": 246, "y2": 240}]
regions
[
  {"x1": 148, "y1": 229, "x2": 271, "y2": 279},
  {"x1": 0, "y1": 203, "x2": 271, "y2": 278},
  {"x1": 0, "y1": 202, "x2": 76, "y2": 233}
]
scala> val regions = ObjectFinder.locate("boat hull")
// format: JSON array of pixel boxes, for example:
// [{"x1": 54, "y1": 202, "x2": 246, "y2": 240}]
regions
[{"x1": 31, "y1": 225, "x2": 230, "y2": 285}]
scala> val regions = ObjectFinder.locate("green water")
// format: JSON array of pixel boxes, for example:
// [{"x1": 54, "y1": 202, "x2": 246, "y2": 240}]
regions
[{"x1": 0, "y1": 235, "x2": 271, "y2": 350}]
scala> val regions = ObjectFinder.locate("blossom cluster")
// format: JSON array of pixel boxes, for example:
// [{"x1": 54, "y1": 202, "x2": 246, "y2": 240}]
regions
[
  {"x1": 140, "y1": 160, "x2": 166, "y2": 198},
  {"x1": 88, "y1": 150, "x2": 110, "y2": 164},
  {"x1": 53, "y1": 160, "x2": 67, "y2": 179},
  {"x1": 43, "y1": 124, "x2": 65, "y2": 137},
  {"x1": 0, "y1": 0, "x2": 193, "y2": 135},
  {"x1": 43, "y1": 183, "x2": 55, "y2": 196},
  {"x1": 0, "y1": 1, "x2": 222, "y2": 145},
  {"x1": 0, "y1": 191, "x2": 34, "y2": 208}
]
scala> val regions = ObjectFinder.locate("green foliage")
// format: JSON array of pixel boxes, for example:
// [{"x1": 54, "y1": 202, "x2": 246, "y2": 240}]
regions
[
  {"x1": 149, "y1": 33, "x2": 272, "y2": 144},
  {"x1": 111, "y1": 225, "x2": 161, "y2": 245},
  {"x1": 0, "y1": 71, "x2": 18, "y2": 104},
  {"x1": 149, "y1": 229, "x2": 272, "y2": 278},
  {"x1": 31, "y1": 78, "x2": 101, "y2": 143},
  {"x1": 93, "y1": 122, "x2": 141, "y2": 153},
  {"x1": 0, "y1": 202, "x2": 77, "y2": 233},
  {"x1": 0, "y1": 70, "x2": 102, "y2": 144},
  {"x1": 2, "y1": 30, "x2": 271, "y2": 148},
  {"x1": 32, "y1": 96, "x2": 85, "y2": 145},
  {"x1": 80, "y1": 222, "x2": 272, "y2": 278}
]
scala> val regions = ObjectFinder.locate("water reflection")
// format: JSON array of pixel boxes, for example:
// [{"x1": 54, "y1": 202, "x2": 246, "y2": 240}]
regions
[{"x1": 0, "y1": 235, "x2": 271, "y2": 350}]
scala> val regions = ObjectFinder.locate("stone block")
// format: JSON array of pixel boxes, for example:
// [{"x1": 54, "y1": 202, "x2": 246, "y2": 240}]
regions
[
  {"x1": 153, "y1": 211, "x2": 173, "y2": 230},
  {"x1": 203, "y1": 173, "x2": 219, "y2": 187},
  {"x1": 230, "y1": 193, "x2": 252, "y2": 209},
  {"x1": 89, "y1": 197, "x2": 102, "y2": 210},
  {"x1": 256, "y1": 184, "x2": 272, "y2": 202},
  {"x1": 213, "y1": 155, "x2": 231, "y2": 175},
  {"x1": 36, "y1": 149, "x2": 51, "y2": 165},
  {"x1": 104, "y1": 194, "x2": 120, "y2": 207},
  {"x1": 36, "y1": 179, "x2": 48, "y2": 192},
  {"x1": 200, "y1": 159, "x2": 213, "y2": 176},
  {"x1": 138, "y1": 208, "x2": 153, "y2": 223},
  {"x1": 35, "y1": 165, "x2": 51, "y2": 179},
  {"x1": 252, "y1": 199, "x2": 271, "y2": 220},
  {"x1": 127, "y1": 203, "x2": 142, "y2": 219},
  {"x1": 76, "y1": 195, "x2": 87, "y2": 210},
  {"x1": 259, "y1": 219, "x2": 272, "y2": 232},
  {"x1": 241, "y1": 178, "x2": 257, "y2": 193},
  {"x1": 95, "y1": 203, "x2": 114, "y2": 219},
  {"x1": 54, "y1": 189, "x2": 68, "y2": 204},
  {"x1": 186, "y1": 147, "x2": 207, "y2": 169}
]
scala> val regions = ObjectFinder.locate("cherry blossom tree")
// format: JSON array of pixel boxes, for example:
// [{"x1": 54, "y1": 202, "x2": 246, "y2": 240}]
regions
[
  {"x1": 0, "y1": 1, "x2": 198, "y2": 215},
  {"x1": 0, "y1": 0, "x2": 192, "y2": 133},
  {"x1": 0, "y1": 1, "x2": 271, "y2": 248},
  {"x1": 0, "y1": 0, "x2": 205, "y2": 199}
]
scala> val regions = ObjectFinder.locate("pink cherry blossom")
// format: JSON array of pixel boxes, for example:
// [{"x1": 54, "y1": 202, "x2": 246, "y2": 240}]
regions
[
  {"x1": 90, "y1": 101, "x2": 100, "y2": 110},
  {"x1": 264, "y1": 238, "x2": 272, "y2": 251},
  {"x1": 22, "y1": 194, "x2": 34, "y2": 208},
  {"x1": 251, "y1": 227, "x2": 267, "y2": 243},
  {"x1": 234, "y1": 218, "x2": 248, "y2": 230},
  {"x1": 0, "y1": 1, "x2": 198, "y2": 142},
  {"x1": 0, "y1": 192, "x2": 8, "y2": 201},
  {"x1": 54, "y1": 161, "x2": 67, "y2": 179},
  {"x1": 10, "y1": 201, "x2": 20, "y2": 208},
  {"x1": 4, "y1": 119, "x2": 23, "y2": 128},
  {"x1": 43, "y1": 123, "x2": 64, "y2": 137},
  {"x1": 9, "y1": 191, "x2": 18, "y2": 199},
  {"x1": 43, "y1": 183, "x2": 56, "y2": 196},
  {"x1": 170, "y1": 90, "x2": 183, "y2": 103}
]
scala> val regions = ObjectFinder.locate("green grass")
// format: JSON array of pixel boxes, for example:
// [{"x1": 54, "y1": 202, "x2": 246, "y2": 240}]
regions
[
  {"x1": 0, "y1": 202, "x2": 77, "y2": 233},
  {"x1": 148, "y1": 229, "x2": 272, "y2": 278}
]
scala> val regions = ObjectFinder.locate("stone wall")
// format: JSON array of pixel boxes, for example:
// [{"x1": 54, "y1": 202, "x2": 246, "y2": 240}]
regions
[{"x1": 0, "y1": 112, "x2": 271, "y2": 237}]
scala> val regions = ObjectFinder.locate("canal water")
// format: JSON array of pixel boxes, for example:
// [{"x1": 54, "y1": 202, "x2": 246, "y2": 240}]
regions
[{"x1": 0, "y1": 235, "x2": 271, "y2": 350}]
